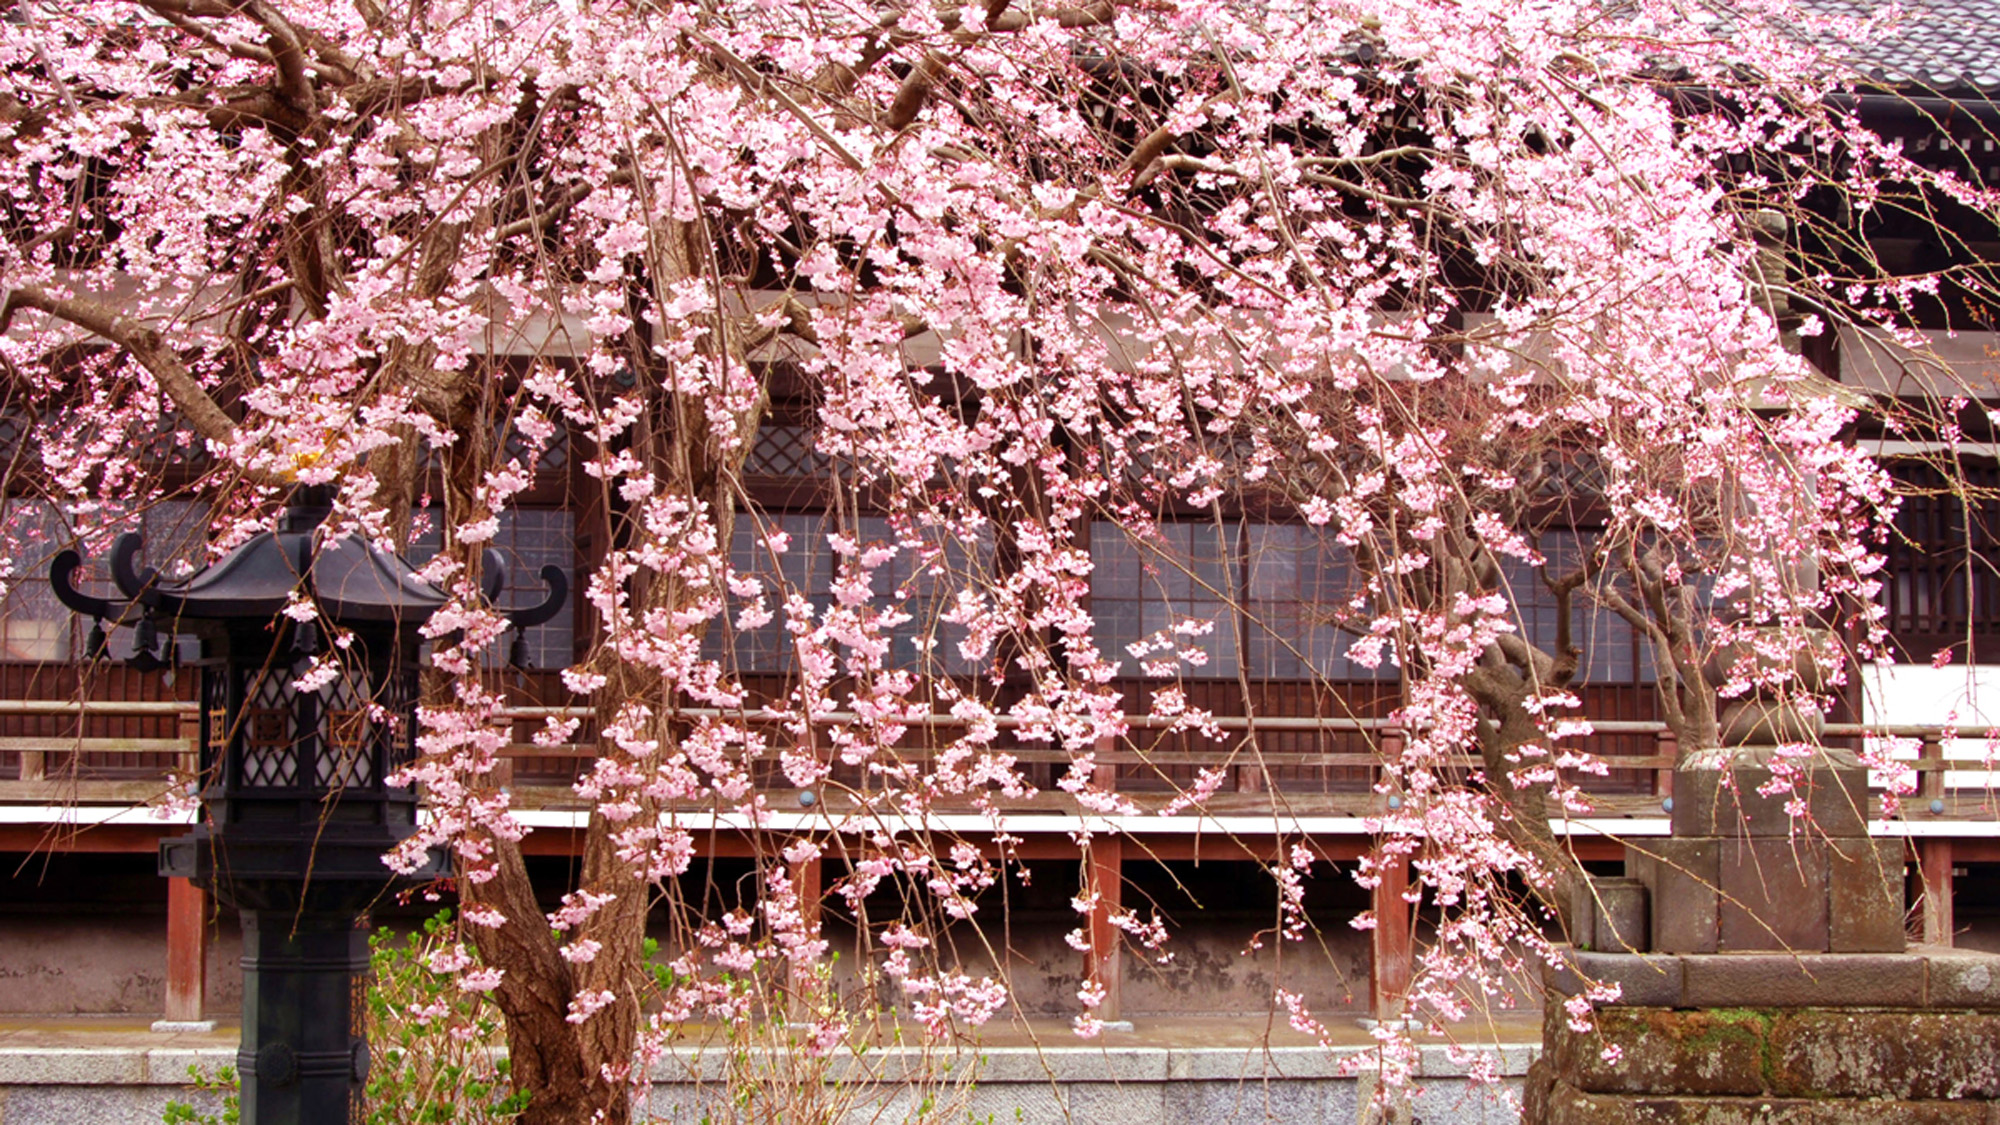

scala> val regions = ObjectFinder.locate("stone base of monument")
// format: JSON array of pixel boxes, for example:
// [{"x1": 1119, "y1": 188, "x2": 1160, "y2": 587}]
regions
[
  {"x1": 1530, "y1": 744, "x2": 2000, "y2": 1123},
  {"x1": 1526, "y1": 946, "x2": 2000, "y2": 1123},
  {"x1": 1569, "y1": 751, "x2": 1904, "y2": 957}
]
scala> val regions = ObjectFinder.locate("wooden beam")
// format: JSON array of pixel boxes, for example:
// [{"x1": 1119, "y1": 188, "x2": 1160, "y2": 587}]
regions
[
  {"x1": 1370, "y1": 849, "x2": 1413, "y2": 1022},
  {"x1": 0, "y1": 823, "x2": 169, "y2": 853},
  {"x1": 1567, "y1": 838, "x2": 1629, "y2": 863},
  {"x1": 789, "y1": 852, "x2": 823, "y2": 1020},
  {"x1": 1945, "y1": 838, "x2": 2000, "y2": 863},
  {"x1": 163, "y1": 877, "x2": 208, "y2": 1024},
  {"x1": 1922, "y1": 837, "x2": 1955, "y2": 946}
]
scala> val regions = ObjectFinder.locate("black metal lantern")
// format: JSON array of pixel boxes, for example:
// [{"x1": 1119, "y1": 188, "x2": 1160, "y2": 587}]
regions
[{"x1": 52, "y1": 491, "x2": 563, "y2": 1125}]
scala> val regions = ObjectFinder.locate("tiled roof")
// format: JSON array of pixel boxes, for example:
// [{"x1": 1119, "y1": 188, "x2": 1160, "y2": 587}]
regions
[{"x1": 1799, "y1": 0, "x2": 2000, "y2": 95}]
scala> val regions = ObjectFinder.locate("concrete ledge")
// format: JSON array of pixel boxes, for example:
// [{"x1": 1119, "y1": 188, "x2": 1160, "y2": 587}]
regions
[
  {"x1": 0, "y1": 1038, "x2": 1537, "y2": 1087},
  {"x1": 642, "y1": 1042, "x2": 1533, "y2": 1124},
  {"x1": 0, "y1": 1037, "x2": 1539, "y2": 1125},
  {"x1": 0, "y1": 1045, "x2": 236, "y2": 1086}
]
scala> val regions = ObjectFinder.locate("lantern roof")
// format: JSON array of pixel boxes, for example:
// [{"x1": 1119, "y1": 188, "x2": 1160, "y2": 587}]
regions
[
  {"x1": 51, "y1": 490, "x2": 566, "y2": 635},
  {"x1": 109, "y1": 523, "x2": 450, "y2": 624}
]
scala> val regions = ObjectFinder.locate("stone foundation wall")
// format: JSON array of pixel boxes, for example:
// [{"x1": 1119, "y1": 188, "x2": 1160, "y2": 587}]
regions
[{"x1": 1530, "y1": 948, "x2": 2000, "y2": 1123}]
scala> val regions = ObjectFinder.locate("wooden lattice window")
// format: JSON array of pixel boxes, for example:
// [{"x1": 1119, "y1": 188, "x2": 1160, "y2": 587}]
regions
[
  {"x1": 708, "y1": 512, "x2": 990, "y2": 675},
  {"x1": 745, "y1": 423, "x2": 828, "y2": 477},
  {"x1": 0, "y1": 499, "x2": 206, "y2": 662},
  {"x1": 1883, "y1": 459, "x2": 2000, "y2": 661}
]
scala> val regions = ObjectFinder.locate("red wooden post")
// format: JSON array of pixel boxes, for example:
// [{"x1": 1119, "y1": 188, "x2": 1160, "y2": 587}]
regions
[
  {"x1": 788, "y1": 849, "x2": 824, "y2": 1018},
  {"x1": 160, "y1": 877, "x2": 210, "y2": 1028},
  {"x1": 1369, "y1": 725, "x2": 1413, "y2": 1022},
  {"x1": 1377, "y1": 727, "x2": 1405, "y2": 811},
  {"x1": 794, "y1": 853, "x2": 823, "y2": 929},
  {"x1": 1921, "y1": 837, "x2": 1955, "y2": 947},
  {"x1": 1654, "y1": 729, "x2": 1679, "y2": 800},
  {"x1": 1085, "y1": 835, "x2": 1124, "y2": 1026},
  {"x1": 1369, "y1": 849, "x2": 1413, "y2": 1022}
]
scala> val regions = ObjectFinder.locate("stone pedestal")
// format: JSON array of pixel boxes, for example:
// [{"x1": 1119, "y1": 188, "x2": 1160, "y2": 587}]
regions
[
  {"x1": 1620, "y1": 747, "x2": 1902, "y2": 955},
  {"x1": 1529, "y1": 739, "x2": 1998, "y2": 1121},
  {"x1": 1528, "y1": 947, "x2": 2000, "y2": 1122}
]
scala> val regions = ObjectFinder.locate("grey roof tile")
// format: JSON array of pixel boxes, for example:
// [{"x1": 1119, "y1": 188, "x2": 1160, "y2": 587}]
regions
[{"x1": 1800, "y1": 0, "x2": 2000, "y2": 95}]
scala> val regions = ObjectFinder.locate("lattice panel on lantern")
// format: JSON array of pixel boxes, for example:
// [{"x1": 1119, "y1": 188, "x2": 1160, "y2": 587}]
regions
[
  {"x1": 379, "y1": 667, "x2": 418, "y2": 772},
  {"x1": 201, "y1": 665, "x2": 229, "y2": 777},
  {"x1": 316, "y1": 673, "x2": 375, "y2": 788},
  {"x1": 240, "y1": 670, "x2": 298, "y2": 787}
]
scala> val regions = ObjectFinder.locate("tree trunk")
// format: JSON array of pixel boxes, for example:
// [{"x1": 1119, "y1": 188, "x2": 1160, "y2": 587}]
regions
[
  {"x1": 1466, "y1": 674, "x2": 1584, "y2": 929},
  {"x1": 460, "y1": 835, "x2": 603, "y2": 1125},
  {"x1": 459, "y1": 817, "x2": 649, "y2": 1125}
]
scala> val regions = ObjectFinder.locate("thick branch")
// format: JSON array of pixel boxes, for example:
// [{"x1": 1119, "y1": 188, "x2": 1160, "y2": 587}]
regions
[
  {"x1": 886, "y1": 0, "x2": 1011, "y2": 129},
  {"x1": 141, "y1": 5, "x2": 279, "y2": 68},
  {"x1": 243, "y1": 1, "x2": 319, "y2": 114},
  {"x1": 460, "y1": 835, "x2": 598, "y2": 1124},
  {"x1": 1, "y1": 286, "x2": 238, "y2": 449}
]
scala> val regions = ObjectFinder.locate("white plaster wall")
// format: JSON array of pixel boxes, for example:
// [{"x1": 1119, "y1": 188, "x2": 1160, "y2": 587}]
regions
[{"x1": 1861, "y1": 663, "x2": 2000, "y2": 789}]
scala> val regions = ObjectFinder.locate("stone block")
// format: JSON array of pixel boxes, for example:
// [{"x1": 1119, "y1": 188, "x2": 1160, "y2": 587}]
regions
[
  {"x1": 1544, "y1": 949, "x2": 1686, "y2": 1008},
  {"x1": 1829, "y1": 837, "x2": 1906, "y2": 953},
  {"x1": 1718, "y1": 837, "x2": 1830, "y2": 951},
  {"x1": 1672, "y1": 763, "x2": 1868, "y2": 838},
  {"x1": 1923, "y1": 948, "x2": 2000, "y2": 1009},
  {"x1": 1628, "y1": 839, "x2": 1720, "y2": 954},
  {"x1": 1767, "y1": 1009, "x2": 2000, "y2": 1100},
  {"x1": 1570, "y1": 891, "x2": 1595, "y2": 952},
  {"x1": 1672, "y1": 765, "x2": 1777, "y2": 836},
  {"x1": 1522, "y1": 1057, "x2": 1556, "y2": 1125},
  {"x1": 1574, "y1": 877, "x2": 1650, "y2": 953},
  {"x1": 1805, "y1": 766, "x2": 1874, "y2": 836},
  {"x1": 1680, "y1": 953, "x2": 1928, "y2": 1008},
  {"x1": 1551, "y1": 1007, "x2": 1770, "y2": 1096},
  {"x1": 1540, "y1": 1082, "x2": 1992, "y2": 1124},
  {"x1": 1719, "y1": 698, "x2": 1824, "y2": 746}
]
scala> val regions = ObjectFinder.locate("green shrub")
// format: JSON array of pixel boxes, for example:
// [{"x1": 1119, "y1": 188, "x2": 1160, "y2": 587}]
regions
[{"x1": 165, "y1": 910, "x2": 527, "y2": 1125}]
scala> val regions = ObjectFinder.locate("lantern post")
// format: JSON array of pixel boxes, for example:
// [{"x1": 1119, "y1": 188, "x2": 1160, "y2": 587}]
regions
[{"x1": 52, "y1": 491, "x2": 562, "y2": 1125}]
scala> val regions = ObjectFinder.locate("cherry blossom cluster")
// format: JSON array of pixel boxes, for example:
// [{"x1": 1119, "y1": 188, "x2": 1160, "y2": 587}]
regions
[{"x1": 0, "y1": 0, "x2": 1987, "y2": 1111}]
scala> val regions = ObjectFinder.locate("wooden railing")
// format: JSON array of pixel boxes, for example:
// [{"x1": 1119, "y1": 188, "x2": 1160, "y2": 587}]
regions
[
  {"x1": 1, "y1": 699, "x2": 197, "y2": 789},
  {"x1": 3, "y1": 698, "x2": 1996, "y2": 822}
]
